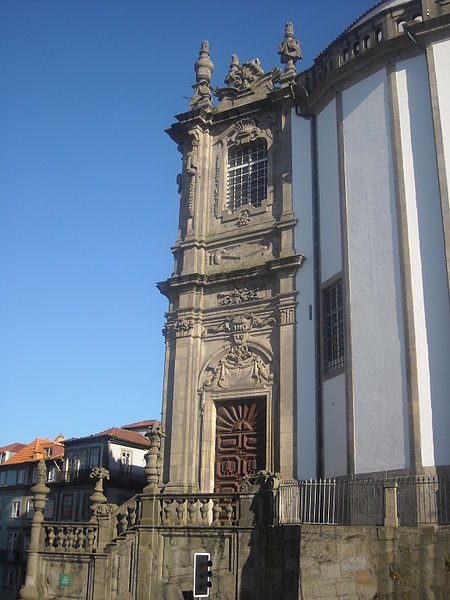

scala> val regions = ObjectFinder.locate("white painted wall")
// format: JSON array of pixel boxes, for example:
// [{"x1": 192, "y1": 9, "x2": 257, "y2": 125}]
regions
[
  {"x1": 317, "y1": 99, "x2": 342, "y2": 283},
  {"x1": 292, "y1": 110, "x2": 316, "y2": 479},
  {"x1": 433, "y1": 38, "x2": 450, "y2": 214},
  {"x1": 109, "y1": 442, "x2": 147, "y2": 476},
  {"x1": 396, "y1": 55, "x2": 450, "y2": 467},
  {"x1": 342, "y1": 68, "x2": 410, "y2": 473},
  {"x1": 323, "y1": 373, "x2": 347, "y2": 477}
]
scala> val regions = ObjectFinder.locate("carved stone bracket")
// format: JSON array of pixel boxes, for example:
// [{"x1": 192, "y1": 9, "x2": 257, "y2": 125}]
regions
[{"x1": 217, "y1": 287, "x2": 259, "y2": 306}]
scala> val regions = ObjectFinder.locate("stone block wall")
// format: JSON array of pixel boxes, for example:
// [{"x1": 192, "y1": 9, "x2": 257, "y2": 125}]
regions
[{"x1": 28, "y1": 523, "x2": 449, "y2": 599}]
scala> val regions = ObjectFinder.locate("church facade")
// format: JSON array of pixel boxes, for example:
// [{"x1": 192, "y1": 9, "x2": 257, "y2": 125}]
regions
[{"x1": 159, "y1": 0, "x2": 450, "y2": 492}]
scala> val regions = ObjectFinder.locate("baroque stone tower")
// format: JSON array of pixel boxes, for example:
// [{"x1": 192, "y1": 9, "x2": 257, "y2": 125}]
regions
[{"x1": 160, "y1": 28, "x2": 304, "y2": 493}]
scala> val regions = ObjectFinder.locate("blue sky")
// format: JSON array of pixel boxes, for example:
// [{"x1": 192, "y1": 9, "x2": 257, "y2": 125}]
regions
[{"x1": 0, "y1": 0, "x2": 371, "y2": 446}]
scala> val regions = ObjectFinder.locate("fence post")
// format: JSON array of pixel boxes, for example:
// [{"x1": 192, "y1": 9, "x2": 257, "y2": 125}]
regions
[{"x1": 384, "y1": 481, "x2": 399, "y2": 527}]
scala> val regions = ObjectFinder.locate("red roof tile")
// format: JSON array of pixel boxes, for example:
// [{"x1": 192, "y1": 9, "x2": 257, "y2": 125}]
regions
[
  {"x1": 66, "y1": 427, "x2": 150, "y2": 447},
  {"x1": 4, "y1": 438, "x2": 65, "y2": 465},
  {"x1": 0, "y1": 442, "x2": 26, "y2": 453},
  {"x1": 121, "y1": 419, "x2": 158, "y2": 430}
]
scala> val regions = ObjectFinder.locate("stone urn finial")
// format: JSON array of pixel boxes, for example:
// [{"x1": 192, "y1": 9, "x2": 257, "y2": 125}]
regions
[
  {"x1": 278, "y1": 21, "x2": 302, "y2": 77},
  {"x1": 89, "y1": 467, "x2": 110, "y2": 506},
  {"x1": 143, "y1": 422, "x2": 166, "y2": 494},
  {"x1": 190, "y1": 40, "x2": 214, "y2": 110}
]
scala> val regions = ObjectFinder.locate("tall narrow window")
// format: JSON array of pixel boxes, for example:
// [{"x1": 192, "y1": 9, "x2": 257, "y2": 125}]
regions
[
  {"x1": 227, "y1": 140, "x2": 267, "y2": 211},
  {"x1": 323, "y1": 280, "x2": 344, "y2": 375}
]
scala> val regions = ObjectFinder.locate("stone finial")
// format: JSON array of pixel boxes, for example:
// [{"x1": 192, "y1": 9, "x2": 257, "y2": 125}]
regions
[
  {"x1": 143, "y1": 422, "x2": 166, "y2": 494},
  {"x1": 190, "y1": 40, "x2": 214, "y2": 110},
  {"x1": 278, "y1": 21, "x2": 302, "y2": 77},
  {"x1": 36, "y1": 459, "x2": 47, "y2": 484},
  {"x1": 89, "y1": 467, "x2": 109, "y2": 506}
]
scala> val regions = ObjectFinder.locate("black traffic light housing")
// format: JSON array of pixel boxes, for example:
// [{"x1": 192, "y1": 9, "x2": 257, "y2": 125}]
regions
[{"x1": 193, "y1": 552, "x2": 212, "y2": 598}]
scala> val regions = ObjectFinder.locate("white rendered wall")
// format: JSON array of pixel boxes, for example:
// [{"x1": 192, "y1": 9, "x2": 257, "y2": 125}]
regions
[
  {"x1": 342, "y1": 69, "x2": 410, "y2": 473},
  {"x1": 317, "y1": 99, "x2": 347, "y2": 477},
  {"x1": 396, "y1": 55, "x2": 450, "y2": 466},
  {"x1": 292, "y1": 110, "x2": 316, "y2": 479},
  {"x1": 318, "y1": 99, "x2": 342, "y2": 283},
  {"x1": 109, "y1": 442, "x2": 147, "y2": 476},
  {"x1": 433, "y1": 39, "x2": 450, "y2": 214},
  {"x1": 323, "y1": 373, "x2": 347, "y2": 477}
]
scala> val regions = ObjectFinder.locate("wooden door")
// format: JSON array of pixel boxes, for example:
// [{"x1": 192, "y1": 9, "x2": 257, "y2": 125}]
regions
[{"x1": 214, "y1": 398, "x2": 266, "y2": 493}]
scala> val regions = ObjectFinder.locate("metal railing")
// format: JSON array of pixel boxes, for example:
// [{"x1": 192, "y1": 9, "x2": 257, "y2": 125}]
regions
[{"x1": 276, "y1": 474, "x2": 449, "y2": 526}]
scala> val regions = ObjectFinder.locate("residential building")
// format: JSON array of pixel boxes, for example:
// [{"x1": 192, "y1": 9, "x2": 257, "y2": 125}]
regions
[{"x1": 0, "y1": 437, "x2": 64, "y2": 599}]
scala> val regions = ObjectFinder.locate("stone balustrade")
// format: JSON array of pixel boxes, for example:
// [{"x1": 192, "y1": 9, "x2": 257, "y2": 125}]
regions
[
  {"x1": 43, "y1": 523, "x2": 98, "y2": 553},
  {"x1": 309, "y1": 0, "x2": 423, "y2": 89},
  {"x1": 114, "y1": 495, "x2": 142, "y2": 536},
  {"x1": 159, "y1": 494, "x2": 238, "y2": 527}
]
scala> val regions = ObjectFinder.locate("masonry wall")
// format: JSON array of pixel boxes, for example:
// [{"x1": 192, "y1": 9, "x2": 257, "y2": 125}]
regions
[{"x1": 34, "y1": 523, "x2": 450, "y2": 600}]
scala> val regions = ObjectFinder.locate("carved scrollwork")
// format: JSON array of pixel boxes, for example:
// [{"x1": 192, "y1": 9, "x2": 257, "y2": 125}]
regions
[
  {"x1": 202, "y1": 312, "x2": 275, "y2": 389},
  {"x1": 217, "y1": 287, "x2": 258, "y2": 306},
  {"x1": 208, "y1": 240, "x2": 273, "y2": 266}
]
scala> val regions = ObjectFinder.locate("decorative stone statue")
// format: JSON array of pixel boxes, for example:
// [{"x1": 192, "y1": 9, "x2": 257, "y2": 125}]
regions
[
  {"x1": 190, "y1": 40, "x2": 214, "y2": 110},
  {"x1": 278, "y1": 21, "x2": 302, "y2": 77}
]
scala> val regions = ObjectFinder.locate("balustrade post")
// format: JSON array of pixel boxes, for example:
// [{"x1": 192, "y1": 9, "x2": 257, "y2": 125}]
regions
[
  {"x1": 141, "y1": 422, "x2": 166, "y2": 525},
  {"x1": 19, "y1": 460, "x2": 49, "y2": 599},
  {"x1": 89, "y1": 467, "x2": 116, "y2": 549},
  {"x1": 384, "y1": 481, "x2": 399, "y2": 527}
]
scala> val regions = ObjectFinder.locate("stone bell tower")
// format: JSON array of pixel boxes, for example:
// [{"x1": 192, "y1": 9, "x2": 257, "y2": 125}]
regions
[{"x1": 159, "y1": 26, "x2": 304, "y2": 493}]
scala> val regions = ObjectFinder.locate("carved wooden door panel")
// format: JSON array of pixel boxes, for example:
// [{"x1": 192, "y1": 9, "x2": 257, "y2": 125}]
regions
[{"x1": 214, "y1": 398, "x2": 266, "y2": 493}]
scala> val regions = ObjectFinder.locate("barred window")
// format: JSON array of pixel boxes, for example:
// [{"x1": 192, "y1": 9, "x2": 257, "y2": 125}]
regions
[
  {"x1": 323, "y1": 280, "x2": 344, "y2": 375},
  {"x1": 227, "y1": 140, "x2": 267, "y2": 211}
]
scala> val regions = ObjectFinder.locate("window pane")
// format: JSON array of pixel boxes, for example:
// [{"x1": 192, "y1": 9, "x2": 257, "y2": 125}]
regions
[
  {"x1": 227, "y1": 140, "x2": 267, "y2": 211},
  {"x1": 323, "y1": 281, "x2": 344, "y2": 374}
]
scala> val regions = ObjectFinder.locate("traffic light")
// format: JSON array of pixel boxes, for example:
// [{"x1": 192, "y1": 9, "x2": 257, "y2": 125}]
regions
[{"x1": 193, "y1": 552, "x2": 212, "y2": 598}]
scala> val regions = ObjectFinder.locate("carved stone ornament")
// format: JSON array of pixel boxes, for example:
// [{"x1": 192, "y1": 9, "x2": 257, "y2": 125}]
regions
[
  {"x1": 185, "y1": 129, "x2": 200, "y2": 218},
  {"x1": 36, "y1": 459, "x2": 47, "y2": 484},
  {"x1": 228, "y1": 118, "x2": 261, "y2": 146},
  {"x1": 209, "y1": 239, "x2": 273, "y2": 267},
  {"x1": 144, "y1": 422, "x2": 166, "y2": 492},
  {"x1": 214, "y1": 55, "x2": 281, "y2": 105},
  {"x1": 236, "y1": 209, "x2": 251, "y2": 227},
  {"x1": 278, "y1": 21, "x2": 302, "y2": 77},
  {"x1": 93, "y1": 503, "x2": 117, "y2": 516},
  {"x1": 240, "y1": 470, "x2": 281, "y2": 493},
  {"x1": 203, "y1": 313, "x2": 275, "y2": 389},
  {"x1": 163, "y1": 317, "x2": 194, "y2": 339},
  {"x1": 190, "y1": 40, "x2": 214, "y2": 110},
  {"x1": 217, "y1": 287, "x2": 258, "y2": 306}
]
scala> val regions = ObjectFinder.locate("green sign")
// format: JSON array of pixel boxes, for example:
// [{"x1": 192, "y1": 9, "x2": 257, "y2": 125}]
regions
[{"x1": 59, "y1": 573, "x2": 72, "y2": 587}]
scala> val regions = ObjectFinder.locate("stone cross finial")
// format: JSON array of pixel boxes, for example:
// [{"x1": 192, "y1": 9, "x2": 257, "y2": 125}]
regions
[
  {"x1": 190, "y1": 40, "x2": 214, "y2": 110},
  {"x1": 278, "y1": 21, "x2": 302, "y2": 77},
  {"x1": 143, "y1": 422, "x2": 166, "y2": 494}
]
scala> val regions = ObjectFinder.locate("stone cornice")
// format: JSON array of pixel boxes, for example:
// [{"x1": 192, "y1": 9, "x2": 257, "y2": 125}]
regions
[{"x1": 157, "y1": 254, "x2": 304, "y2": 299}]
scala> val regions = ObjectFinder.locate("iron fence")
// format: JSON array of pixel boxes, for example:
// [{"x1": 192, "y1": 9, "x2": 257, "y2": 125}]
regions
[{"x1": 276, "y1": 474, "x2": 449, "y2": 526}]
